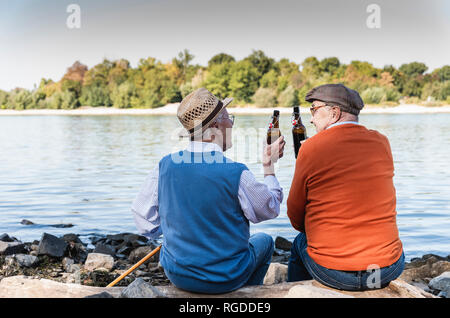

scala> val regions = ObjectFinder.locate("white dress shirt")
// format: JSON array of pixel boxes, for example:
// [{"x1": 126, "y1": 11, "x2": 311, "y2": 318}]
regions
[{"x1": 131, "y1": 141, "x2": 283, "y2": 239}]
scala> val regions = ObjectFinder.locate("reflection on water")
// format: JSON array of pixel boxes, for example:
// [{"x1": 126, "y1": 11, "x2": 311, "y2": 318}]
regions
[{"x1": 0, "y1": 113, "x2": 449, "y2": 260}]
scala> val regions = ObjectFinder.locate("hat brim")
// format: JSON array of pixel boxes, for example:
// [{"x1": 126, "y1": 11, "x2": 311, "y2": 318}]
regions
[{"x1": 178, "y1": 97, "x2": 234, "y2": 138}]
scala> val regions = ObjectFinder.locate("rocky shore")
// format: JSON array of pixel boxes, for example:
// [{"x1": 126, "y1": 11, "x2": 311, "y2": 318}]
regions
[{"x1": 1, "y1": 232, "x2": 449, "y2": 298}]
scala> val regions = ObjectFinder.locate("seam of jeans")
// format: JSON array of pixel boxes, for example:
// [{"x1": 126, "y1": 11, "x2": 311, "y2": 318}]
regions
[
  {"x1": 302, "y1": 252, "x2": 359, "y2": 289},
  {"x1": 380, "y1": 254, "x2": 404, "y2": 283}
]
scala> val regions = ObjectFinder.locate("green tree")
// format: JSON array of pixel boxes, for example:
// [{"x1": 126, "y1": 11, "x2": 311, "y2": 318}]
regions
[
  {"x1": 111, "y1": 82, "x2": 136, "y2": 108},
  {"x1": 399, "y1": 62, "x2": 428, "y2": 77},
  {"x1": 252, "y1": 87, "x2": 277, "y2": 108},
  {"x1": 278, "y1": 85, "x2": 298, "y2": 107},
  {"x1": 7, "y1": 88, "x2": 33, "y2": 110},
  {"x1": 301, "y1": 56, "x2": 320, "y2": 78},
  {"x1": 173, "y1": 49, "x2": 195, "y2": 81},
  {"x1": 79, "y1": 84, "x2": 111, "y2": 106},
  {"x1": 260, "y1": 69, "x2": 279, "y2": 88},
  {"x1": 244, "y1": 50, "x2": 274, "y2": 79},
  {"x1": 203, "y1": 62, "x2": 233, "y2": 99},
  {"x1": 319, "y1": 57, "x2": 340, "y2": 74},
  {"x1": 229, "y1": 60, "x2": 260, "y2": 103},
  {"x1": 436, "y1": 66, "x2": 450, "y2": 82},
  {"x1": 0, "y1": 90, "x2": 8, "y2": 109},
  {"x1": 208, "y1": 53, "x2": 235, "y2": 67},
  {"x1": 46, "y1": 90, "x2": 78, "y2": 109}
]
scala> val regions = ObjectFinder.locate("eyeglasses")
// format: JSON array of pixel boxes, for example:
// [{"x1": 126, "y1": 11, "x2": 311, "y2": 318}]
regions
[
  {"x1": 310, "y1": 104, "x2": 339, "y2": 116},
  {"x1": 217, "y1": 113, "x2": 235, "y2": 125},
  {"x1": 309, "y1": 105, "x2": 326, "y2": 116}
]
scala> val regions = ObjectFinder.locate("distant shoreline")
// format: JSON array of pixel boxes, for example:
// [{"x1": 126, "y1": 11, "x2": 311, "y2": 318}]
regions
[{"x1": 1, "y1": 103, "x2": 450, "y2": 116}]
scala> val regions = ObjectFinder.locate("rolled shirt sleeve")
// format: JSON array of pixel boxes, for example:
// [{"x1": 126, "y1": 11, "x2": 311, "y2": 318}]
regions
[
  {"x1": 131, "y1": 165, "x2": 162, "y2": 239},
  {"x1": 238, "y1": 170, "x2": 283, "y2": 224}
]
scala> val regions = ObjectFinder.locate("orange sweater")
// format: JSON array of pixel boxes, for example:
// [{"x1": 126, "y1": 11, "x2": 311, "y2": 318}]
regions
[{"x1": 287, "y1": 124, "x2": 403, "y2": 271}]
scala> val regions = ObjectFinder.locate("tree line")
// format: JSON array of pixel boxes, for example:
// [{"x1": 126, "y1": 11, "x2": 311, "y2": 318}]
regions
[{"x1": 1, "y1": 50, "x2": 449, "y2": 110}]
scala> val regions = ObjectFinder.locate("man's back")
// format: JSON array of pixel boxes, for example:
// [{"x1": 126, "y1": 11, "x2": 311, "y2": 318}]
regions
[
  {"x1": 287, "y1": 123, "x2": 403, "y2": 271},
  {"x1": 158, "y1": 150, "x2": 254, "y2": 292}
]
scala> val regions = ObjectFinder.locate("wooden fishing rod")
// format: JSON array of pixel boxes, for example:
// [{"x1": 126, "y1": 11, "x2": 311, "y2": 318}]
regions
[{"x1": 106, "y1": 245, "x2": 161, "y2": 287}]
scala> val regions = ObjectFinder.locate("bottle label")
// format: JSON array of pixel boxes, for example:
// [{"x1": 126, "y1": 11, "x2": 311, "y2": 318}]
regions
[
  {"x1": 268, "y1": 123, "x2": 273, "y2": 129},
  {"x1": 292, "y1": 119, "x2": 297, "y2": 126}
]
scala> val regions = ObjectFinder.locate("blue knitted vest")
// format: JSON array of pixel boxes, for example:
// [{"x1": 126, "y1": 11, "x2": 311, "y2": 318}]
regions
[{"x1": 158, "y1": 150, "x2": 253, "y2": 293}]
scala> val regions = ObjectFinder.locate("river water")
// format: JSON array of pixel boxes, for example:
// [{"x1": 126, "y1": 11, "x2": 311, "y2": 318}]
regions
[{"x1": 1, "y1": 113, "x2": 449, "y2": 261}]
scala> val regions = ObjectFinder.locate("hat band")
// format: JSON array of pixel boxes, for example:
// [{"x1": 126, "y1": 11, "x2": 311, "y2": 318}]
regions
[{"x1": 188, "y1": 100, "x2": 224, "y2": 134}]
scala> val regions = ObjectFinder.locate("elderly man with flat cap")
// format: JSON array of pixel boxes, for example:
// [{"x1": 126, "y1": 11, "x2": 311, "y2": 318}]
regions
[
  {"x1": 131, "y1": 88, "x2": 286, "y2": 294},
  {"x1": 287, "y1": 83, "x2": 404, "y2": 291}
]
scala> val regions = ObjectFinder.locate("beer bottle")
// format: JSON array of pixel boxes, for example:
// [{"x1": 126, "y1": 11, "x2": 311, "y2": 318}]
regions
[
  {"x1": 267, "y1": 110, "x2": 281, "y2": 145},
  {"x1": 292, "y1": 106, "x2": 307, "y2": 158}
]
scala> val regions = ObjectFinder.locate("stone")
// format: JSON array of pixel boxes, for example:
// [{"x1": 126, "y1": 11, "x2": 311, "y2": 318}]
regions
[
  {"x1": 116, "y1": 246, "x2": 133, "y2": 256},
  {"x1": 400, "y1": 260, "x2": 450, "y2": 283},
  {"x1": 85, "y1": 292, "x2": 114, "y2": 298},
  {"x1": 0, "y1": 276, "x2": 436, "y2": 298},
  {"x1": 285, "y1": 285, "x2": 354, "y2": 298},
  {"x1": 93, "y1": 243, "x2": 116, "y2": 257},
  {"x1": 437, "y1": 290, "x2": 448, "y2": 298},
  {"x1": 0, "y1": 241, "x2": 26, "y2": 255},
  {"x1": 66, "y1": 264, "x2": 81, "y2": 274},
  {"x1": 119, "y1": 278, "x2": 166, "y2": 298},
  {"x1": 128, "y1": 245, "x2": 160, "y2": 264},
  {"x1": 62, "y1": 257, "x2": 74, "y2": 271},
  {"x1": 20, "y1": 219, "x2": 34, "y2": 225},
  {"x1": 106, "y1": 233, "x2": 129, "y2": 243},
  {"x1": 0, "y1": 276, "x2": 123, "y2": 298},
  {"x1": 37, "y1": 233, "x2": 68, "y2": 258},
  {"x1": 66, "y1": 242, "x2": 88, "y2": 263},
  {"x1": 14, "y1": 254, "x2": 39, "y2": 268},
  {"x1": 62, "y1": 234, "x2": 82, "y2": 244},
  {"x1": 123, "y1": 234, "x2": 148, "y2": 244},
  {"x1": 275, "y1": 236, "x2": 292, "y2": 251},
  {"x1": 264, "y1": 263, "x2": 288, "y2": 285},
  {"x1": 0, "y1": 233, "x2": 14, "y2": 242},
  {"x1": 428, "y1": 271, "x2": 450, "y2": 291},
  {"x1": 84, "y1": 253, "x2": 114, "y2": 271},
  {"x1": 49, "y1": 223, "x2": 74, "y2": 228}
]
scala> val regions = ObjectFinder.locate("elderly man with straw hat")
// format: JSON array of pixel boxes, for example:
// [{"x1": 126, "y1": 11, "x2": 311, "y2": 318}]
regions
[{"x1": 132, "y1": 88, "x2": 286, "y2": 294}]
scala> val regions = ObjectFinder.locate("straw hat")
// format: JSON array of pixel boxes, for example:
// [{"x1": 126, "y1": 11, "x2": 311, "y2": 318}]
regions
[{"x1": 177, "y1": 88, "x2": 233, "y2": 137}]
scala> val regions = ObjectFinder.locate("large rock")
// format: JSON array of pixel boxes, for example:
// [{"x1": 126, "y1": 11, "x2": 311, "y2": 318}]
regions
[
  {"x1": 0, "y1": 233, "x2": 15, "y2": 242},
  {"x1": 93, "y1": 243, "x2": 115, "y2": 257},
  {"x1": 128, "y1": 245, "x2": 160, "y2": 263},
  {"x1": 61, "y1": 234, "x2": 83, "y2": 245},
  {"x1": 0, "y1": 276, "x2": 436, "y2": 298},
  {"x1": 0, "y1": 241, "x2": 25, "y2": 256},
  {"x1": 428, "y1": 271, "x2": 450, "y2": 292},
  {"x1": 119, "y1": 278, "x2": 166, "y2": 298},
  {"x1": 400, "y1": 259, "x2": 450, "y2": 283},
  {"x1": 14, "y1": 254, "x2": 39, "y2": 268},
  {"x1": 263, "y1": 263, "x2": 288, "y2": 285},
  {"x1": 0, "y1": 276, "x2": 123, "y2": 298},
  {"x1": 275, "y1": 237, "x2": 292, "y2": 251},
  {"x1": 84, "y1": 253, "x2": 114, "y2": 271},
  {"x1": 285, "y1": 285, "x2": 354, "y2": 298},
  {"x1": 37, "y1": 233, "x2": 68, "y2": 258}
]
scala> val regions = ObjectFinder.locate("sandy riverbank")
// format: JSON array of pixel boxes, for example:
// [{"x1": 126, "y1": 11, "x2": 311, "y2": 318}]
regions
[{"x1": 1, "y1": 103, "x2": 450, "y2": 116}]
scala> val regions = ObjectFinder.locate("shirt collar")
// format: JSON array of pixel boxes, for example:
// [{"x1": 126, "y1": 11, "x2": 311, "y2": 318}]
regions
[
  {"x1": 326, "y1": 121, "x2": 361, "y2": 130},
  {"x1": 187, "y1": 141, "x2": 224, "y2": 153}
]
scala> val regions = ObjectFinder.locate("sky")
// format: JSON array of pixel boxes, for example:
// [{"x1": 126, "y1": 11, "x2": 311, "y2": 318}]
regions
[{"x1": 0, "y1": 0, "x2": 449, "y2": 91}]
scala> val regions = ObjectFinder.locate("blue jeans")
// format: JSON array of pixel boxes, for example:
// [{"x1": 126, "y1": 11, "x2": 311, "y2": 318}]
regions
[
  {"x1": 165, "y1": 232, "x2": 273, "y2": 293},
  {"x1": 287, "y1": 233, "x2": 405, "y2": 291},
  {"x1": 246, "y1": 232, "x2": 275, "y2": 286}
]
